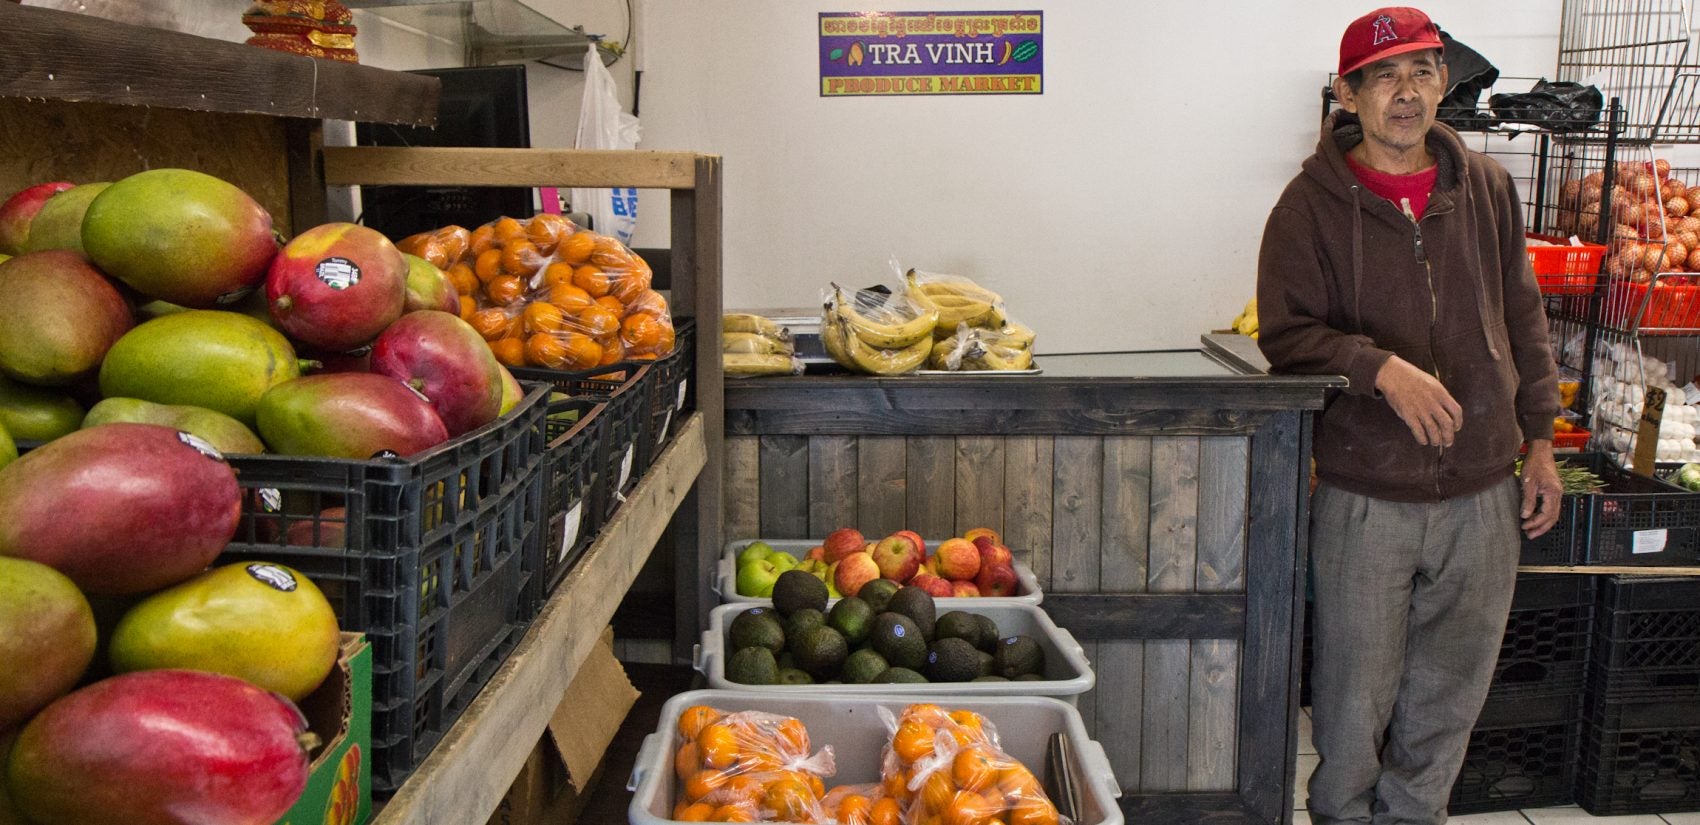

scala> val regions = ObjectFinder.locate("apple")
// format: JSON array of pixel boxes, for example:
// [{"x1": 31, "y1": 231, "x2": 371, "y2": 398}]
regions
[
  {"x1": 975, "y1": 539, "x2": 1014, "y2": 569},
  {"x1": 871, "y1": 534, "x2": 922, "y2": 583},
  {"x1": 920, "y1": 556, "x2": 939, "y2": 577},
  {"x1": 974, "y1": 562, "x2": 1019, "y2": 598},
  {"x1": 833, "y1": 552, "x2": 881, "y2": 597},
  {"x1": 736, "y1": 558, "x2": 782, "y2": 598},
  {"x1": 951, "y1": 581, "x2": 981, "y2": 598},
  {"x1": 934, "y1": 537, "x2": 982, "y2": 581},
  {"x1": 804, "y1": 545, "x2": 826, "y2": 562},
  {"x1": 268, "y1": 222, "x2": 408, "y2": 352},
  {"x1": 0, "y1": 182, "x2": 74, "y2": 255},
  {"x1": 769, "y1": 552, "x2": 799, "y2": 574},
  {"x1": 962, "y1": 527, "x2": 1001, "y2": 545},
  {"x1": 736, "y1": 541, "x2": 776, "y2": 568},
  {"x1": 893, "y1": 530, "x2": 926, "y2": 557},
  {"x1": 822, "y1": 527, "x2": 866, "y2": 563},
  {"x1": 371, "y1": 310, "x2": 505, "y2": 437},
  {"x1": 910, "y1": 572, "x2": 954, "y2": 599}
]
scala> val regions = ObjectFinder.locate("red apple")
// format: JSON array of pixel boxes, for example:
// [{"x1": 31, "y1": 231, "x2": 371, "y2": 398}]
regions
[
  {"x1": 803, "y1": 546, "x2": 826, "y2": 562},
  {"x1": 268, "y1": 222, "x2": 408, "y2": 352},
  {"x1": 871, "y1": 534, "x2": 922, "y2": 583},
  {"x1": 910, "y1": 572, "x2": 954, "y2": 598},
  {"x1": 962, "y1": 527, "x2": 1001, "y2": 545},
  {"x1": 951, "y1": 580, "x2": 981, "y2": 598},
  {"x1": 833, "y1": 552, "x2": 881, "y2": 597},
  {"x1": 974, "y1": 562, "x2": 1019, "y2": 598},
  {"x1": 934, "y1": 537, "x2": 982, "y2": 581},
  {"x1": 893, "y1": 529, "x2": 926, "y2": 557},
  {"x1": 975, "y1": 539, "x2": 1014, "y2": 569},
  {"x1": 920, "y1": 556, "x2": 939, "y2": 577},
  {"x1": 822, "y1": 527, "x2": 866, "y2": 563},
  {"x1": 370, "y1": 311, "x2": 505, "y2": 437},
  {"x1": 0, "y1": 182, "x2": 74, "y2": 255}
]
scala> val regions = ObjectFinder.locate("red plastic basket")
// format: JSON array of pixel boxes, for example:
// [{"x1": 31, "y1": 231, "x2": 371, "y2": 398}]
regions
[
  {"x1": 1527, "y1": 233, "x2": 1606, "y2": 296},
  {"x1": 1605, "y1": 279, "x2": 1700, "y2": 334}
]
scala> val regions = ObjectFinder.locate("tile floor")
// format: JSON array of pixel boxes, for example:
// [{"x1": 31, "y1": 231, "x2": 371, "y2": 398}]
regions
[{"x1": 1290, "y1": 707, "x2": 1696, "y2": 825}]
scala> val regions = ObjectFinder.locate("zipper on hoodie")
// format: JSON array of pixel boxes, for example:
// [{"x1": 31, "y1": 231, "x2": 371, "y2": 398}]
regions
[{"x1": 1406, "y1": 198, "x2": 1446, "y2": 497}]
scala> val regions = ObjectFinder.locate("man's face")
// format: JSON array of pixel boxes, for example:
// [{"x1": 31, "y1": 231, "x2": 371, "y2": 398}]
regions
[{"x1": 1334, "y1": 50, "x2": 1448, "y2": 155}]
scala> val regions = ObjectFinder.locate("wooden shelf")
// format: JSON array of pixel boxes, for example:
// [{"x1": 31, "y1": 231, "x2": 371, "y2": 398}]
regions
[
  {"x1": 371, "y1": 414, "x2": 707, "y2": 825},
  {"x1": 0, "y1": 3, "x2": 438, "y2": 126},
  {"x1": 1520, "y1": 564, "x2": 1700, "y2": 576}
]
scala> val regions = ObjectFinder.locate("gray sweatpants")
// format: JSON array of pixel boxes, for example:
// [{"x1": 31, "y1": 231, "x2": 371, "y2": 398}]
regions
[{"x1": 1307, "y1": 477, "x2": 1522, "y2": 825}]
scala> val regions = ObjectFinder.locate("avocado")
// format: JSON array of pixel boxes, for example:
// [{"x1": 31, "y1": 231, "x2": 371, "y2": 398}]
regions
[
  {"x1": 874, "y1": 667, "x2": 929, "y2": 684},
  {"x1": 871, "y1": 611, "x2": 928, "y2": 670},
  {"x1": 784, "y1": 607, "x2": 827, "y2": 643},
  {"x1": 726, "y1": 646, "x2": 779, "y2": 685},
  {"x1": 828, "y1": 596, "x2": 874, "y2": 645},
  {"x1": 777, "y1": 651, "x2": 797, "y2": 671},
  {"x1": 935, "y1": 610, "x2": 989, "y2": 649},
  {"x1": 843, "y1": 648, "x2": 890, "y2": 684},
  {"x1": 993, "y1": 635, "x2": 1045, "y2": 679},
  {"x1": 777, "y1": 667, "x2": 815, "y2": 685},
  {"x1": 791, "y1": 625, "x2": 849, "y2": 680},
  {"x1": 885, "y1": 586, "x2": 937, "y2": 640},
  {"x1": 924, "y1": 637, "x2": 982, "y2": 683},
  {"x1": 857, "y1": 578, "x2": 901, "y2": 614},
  {"x1": 771, "y1": 569, "x2": 828, "y2": 617},
  {"x1": 728, "y1": 607, "x2": 785, "y2": 653},
  {"x1": 975, "y1": 650, "x2": 997, "y2": 678},
  {"x1": 971, "y1": 614, "x2": 1000, "y2": 652}
]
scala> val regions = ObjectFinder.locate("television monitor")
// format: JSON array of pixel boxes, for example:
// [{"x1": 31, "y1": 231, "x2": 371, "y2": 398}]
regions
[{"x1": 355, "y1": 65, "x2": 534, "y2": 240}]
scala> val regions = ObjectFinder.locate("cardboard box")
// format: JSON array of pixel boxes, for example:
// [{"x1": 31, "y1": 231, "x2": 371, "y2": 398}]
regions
[
  {"x1": 487, "y1": 628, "x2": 638, "y2": 825},
  {"x1": 277, "y1": 633, "x2": 372, "y2": 825}
]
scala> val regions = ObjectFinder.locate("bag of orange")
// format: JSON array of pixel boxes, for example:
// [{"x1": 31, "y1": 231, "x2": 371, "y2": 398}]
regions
[
  {"x1": 671, "y1": 704, "x2": 835, "y2": 823},
  {"x1": 395, "y1": 213, "x2": 674, "y2": 373},
  {"x1": 879, "y1": 703, "x2": 1065, "y2": 825}
]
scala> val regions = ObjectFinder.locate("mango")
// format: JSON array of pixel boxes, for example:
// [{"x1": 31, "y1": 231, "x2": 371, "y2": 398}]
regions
[
  {"x1": 99, "y1": 310, "x2": 300, "y2": 427},
  {"x1": 111, "y1": 562, "x2": 339, "y2": 702},
  {"x1": 83, "y1": 398, "x2": 265, "y2": 455},
  {"x1": 0, "y1": 374, "x2": 83, "y2": 442},
  {"x1": 0, "y1": 420, "x2": 13, "y2": 471},
  {"x1": 257, "y1": 373, "x2": 449, "y2": 459},
  {"x1": 0, "y1": 558, "x2": 96, "y2": 730},
  {"x1": 0, "y1": 251, "x2": 134, "y2": 387},
  {"x1": 82, "y1": 169, "x2": 277, "y2": 308},
  {"x1": 21, "y1": 182, "x2": 108, "y2": 254},
  {"x1": 0, "y1": 423, "x2": 241, "y2": 595}
]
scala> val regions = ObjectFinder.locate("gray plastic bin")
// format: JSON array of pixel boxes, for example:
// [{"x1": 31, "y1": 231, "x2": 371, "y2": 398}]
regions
[
  {"x1": 626, "y1": 689, "x2": 1123, "y2": 825},
  {"x1": 715, "y1": 538, "x2": 1043, "y2": 606},
  {"x1": 696, "y1": 601, "x2": 1093, "y2": 704}
]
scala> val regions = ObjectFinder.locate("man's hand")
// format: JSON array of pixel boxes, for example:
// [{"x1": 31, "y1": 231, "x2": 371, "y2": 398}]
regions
[
  {"x1": 1520, "y1": 440, "x2": 1563, "y2": 539},
  {"x1": 1375, "y1": 356, "x2": 1464, "y2": 446}
]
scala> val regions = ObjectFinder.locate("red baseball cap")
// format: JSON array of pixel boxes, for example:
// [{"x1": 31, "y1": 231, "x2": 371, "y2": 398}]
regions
[{"x1": 1339, "y1": 7, "x2": 1443, "y2": 77}]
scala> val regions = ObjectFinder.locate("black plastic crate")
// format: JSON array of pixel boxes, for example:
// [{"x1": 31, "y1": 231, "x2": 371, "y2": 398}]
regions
[
  {"x1": 1521, "y1": 492, "x2": 1583, "y2": 565},
  {"x1": 1580, "y1": 455, "x2": 1700, "y2": 565},
  {"x1": 539, "y1": 397, "x2": 606, "y2": 593},
  {"x1": 1489, "y1": 574, "x2": 1595, "y2": 699},
  {"x1": 1450, "y1": 693, "x2": 1582, "y2": 814},
  {"x1": 217, "y1": 385, "x2": 550, "y2": 794},
  {"x1": 1579, "y1": 694, "x2": 1700, "y2": 815},
  {"x1": 511, "y1": 363, "x2": 646, "y2": 554},
  {"x1": 1589, "y1": 576, "x2": 1700, "y2": 701},
  {"x1": 636, "y1": 316, "x2": 696, "y2": 473}
]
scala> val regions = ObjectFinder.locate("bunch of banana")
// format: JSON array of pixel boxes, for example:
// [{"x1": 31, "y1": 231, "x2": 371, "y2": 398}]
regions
[
  {"x1": 721, "y1": 313, "x2": 798, "y2": 376},
  {"x1": 821, "y1": 290, "x2": 932, "y2": 375},
  {"x1": 929, "y1": 325, "x2": 1036, "y2": 371},
  {"x1": 1229, "y1": 298, "x2": 1259, "y2": 338},
  {"x1": 903, "y1": 269, "x2": 1004, "y2": 335}
]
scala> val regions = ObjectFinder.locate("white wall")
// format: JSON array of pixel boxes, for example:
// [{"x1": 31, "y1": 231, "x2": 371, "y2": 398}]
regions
[{"x1": 629, "y1": 0, "x2": 1564, "y2": 352}]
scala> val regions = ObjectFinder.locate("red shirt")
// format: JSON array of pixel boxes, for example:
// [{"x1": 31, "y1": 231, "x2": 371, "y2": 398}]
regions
[{"x1": 1346, "y1": 153, "x2": 1438, "y2": 221}]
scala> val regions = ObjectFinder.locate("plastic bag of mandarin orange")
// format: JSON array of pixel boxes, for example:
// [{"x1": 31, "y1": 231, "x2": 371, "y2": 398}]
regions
[
  {"x1": 878, "y1": 703, "x2": 1065, "y2": 825},
  {"x1": 819, "y1": 783, "x2": 895, "y2": 825},
  {"x1": 671, "y1": 704, "x2": 836, "y2": 823}
]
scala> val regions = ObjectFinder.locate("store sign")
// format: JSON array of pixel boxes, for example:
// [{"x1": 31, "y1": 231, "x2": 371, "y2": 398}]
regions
[{"x1": 818, "y1": 11, "x2": 1043, "y2": 97}]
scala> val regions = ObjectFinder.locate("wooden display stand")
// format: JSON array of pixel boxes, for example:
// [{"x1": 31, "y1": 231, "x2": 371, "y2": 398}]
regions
[{"x1": 0, "y1": 6, "x2": 727, "y2": 823}]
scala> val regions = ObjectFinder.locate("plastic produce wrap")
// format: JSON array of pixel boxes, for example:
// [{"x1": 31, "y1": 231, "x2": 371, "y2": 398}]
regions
[
  {"x1": 671, "y1": 704, "x2": 836, "y2": 823},
  {"x1": 818, "y1": 783, "x2": 892, "y2": 825},
  {"x1": 899, "y1": 262, "x2": 1037, "y2": 364},
  {"x1": 820, "y1": 284, "x2": 938, "y2": 376},
  {"x1": 722, "y1": 313, "x2": 803, "y2": 377},
  {"x1": 394, "y1": 214, "x2": 673, "y2": 372},
  {"x1": 928, "y1": 323, "x2": 1037, "y2": 371},
  {"x1": 879, "y1": 703, "x2": 1067, "y2": 825}
]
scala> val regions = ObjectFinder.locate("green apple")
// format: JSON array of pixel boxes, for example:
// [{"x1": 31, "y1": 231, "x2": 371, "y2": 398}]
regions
[
  {"x1": 769, "y1": 552, "x2": 800, "y2": 574},
  {"x1": 736, "y1": 558, "x2": 782, "y2": 597},
  {"x1": 736, "y1": 541, "x2": 776, "y2": 568}
]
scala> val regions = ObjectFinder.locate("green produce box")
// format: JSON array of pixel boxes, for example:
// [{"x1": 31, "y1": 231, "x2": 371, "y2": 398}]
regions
[{"x1": 276, "y1": 633, "x2": 372, "y2": 825}]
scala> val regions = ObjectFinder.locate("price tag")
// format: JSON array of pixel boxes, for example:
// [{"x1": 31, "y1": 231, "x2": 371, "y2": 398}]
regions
[
  {"x1": 1633, "y1": 386, "x2": 1667, "y2": 477},
  {"x1": 1633, "y1": 529, "x2": 1668, "y2": 555},
  {"x1": 657, "y1": 410, "x2": 673, "y2": 445},
  {"x1": 555, "y1": 501, "x2": 584, "y2": 563},
  {"x1": 619, "y1": 445, "x2": 635, "y2": 488},
  {"x1": 676, "y1": 380, "x2": 689, "y2": 411}
]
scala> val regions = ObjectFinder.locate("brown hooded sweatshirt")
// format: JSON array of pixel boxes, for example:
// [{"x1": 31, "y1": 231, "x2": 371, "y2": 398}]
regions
[{"x1": 1257, "y1": 110, "x2": 1558, "y2": 503}]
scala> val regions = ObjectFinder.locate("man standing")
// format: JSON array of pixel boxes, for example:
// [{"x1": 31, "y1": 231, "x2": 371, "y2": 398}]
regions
[{"x1": 1256, "y1": 8, "x2": 1564, "y2": 824}]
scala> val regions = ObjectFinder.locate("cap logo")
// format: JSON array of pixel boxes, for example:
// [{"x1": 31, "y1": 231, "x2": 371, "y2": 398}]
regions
[{"x1": 1372, "y1": 15, "x2": 1398, "y2": 45}]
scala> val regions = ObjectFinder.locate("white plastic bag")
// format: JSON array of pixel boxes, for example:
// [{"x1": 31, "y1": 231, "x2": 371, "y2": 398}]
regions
[{"x1": 570, "y1": 42, "x2": 642, "y2": 245}]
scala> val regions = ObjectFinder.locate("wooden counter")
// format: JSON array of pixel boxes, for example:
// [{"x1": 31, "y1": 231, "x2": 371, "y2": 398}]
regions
[{"x1": 723, "y1": 335, "x2": 1340, "y2": 825}]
